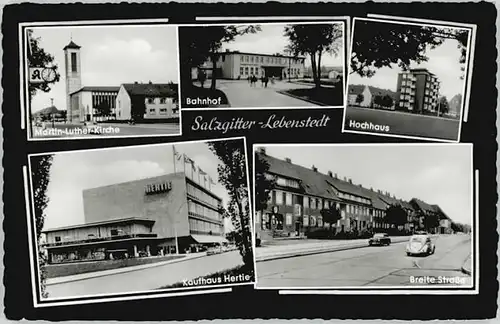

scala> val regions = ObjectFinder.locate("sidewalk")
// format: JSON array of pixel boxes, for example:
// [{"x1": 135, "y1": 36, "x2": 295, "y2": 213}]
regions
[
  {"x1": 256, "y1": 236, "x2": 410, "y2": 262},
  {"x1": 46, "y1": 252, "x2": 207, "y2": 285},
  {"x1": 461, "y1": 253, "x2": 472, "y2": 275}
]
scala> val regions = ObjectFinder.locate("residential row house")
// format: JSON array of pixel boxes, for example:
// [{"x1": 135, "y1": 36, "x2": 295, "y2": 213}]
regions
[{"x1": 255, "y1": 149, "x2": 452, "y2": 241}]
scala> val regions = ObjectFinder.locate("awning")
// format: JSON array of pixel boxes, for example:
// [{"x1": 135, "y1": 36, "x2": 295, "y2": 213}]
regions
[{"x1": 191, "y1": 235, "x2": 228, "y2": 244}]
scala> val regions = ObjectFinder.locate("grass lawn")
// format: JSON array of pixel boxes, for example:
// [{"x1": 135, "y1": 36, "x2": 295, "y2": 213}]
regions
[
  {"x1": 283, "y1": 86, "x2": 344, "y2": 106},
  {"x1": 181, "y1": 85, "x2": 230, "y2": 108},
  {"x1": 158, "y1": 264, "x2": 255, "y2": 289},
  {"x1": 44, "y1": 255, "x2": 185, "y2": 279}
]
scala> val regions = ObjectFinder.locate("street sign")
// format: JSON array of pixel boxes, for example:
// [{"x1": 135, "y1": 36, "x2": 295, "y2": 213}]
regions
[{"x1": 29, "y1": 67, "x2": 57, "y2": 83}]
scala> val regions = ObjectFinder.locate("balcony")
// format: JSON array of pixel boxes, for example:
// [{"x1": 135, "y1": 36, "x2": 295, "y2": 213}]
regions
[{"x1": 43, "y1": 233, "x2": 158, "y2": 248}]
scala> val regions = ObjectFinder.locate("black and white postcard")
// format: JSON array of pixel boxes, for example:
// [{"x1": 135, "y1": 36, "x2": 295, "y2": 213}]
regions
[
  {"x1": 25, "y1": 137, "x2": 254, "y2": 307},
  {"x1": 22, "y1": 21, "x2": 182, "y2": 140},
  {"x1": 253, "y1": 144, "x2": 475, "y2": 292},
  {"x1": 178, "y1": 21, "x2": 346, "y2": 110},
  {"x1": 343, "y1": 17, "x2": 475, "y2": 142}
]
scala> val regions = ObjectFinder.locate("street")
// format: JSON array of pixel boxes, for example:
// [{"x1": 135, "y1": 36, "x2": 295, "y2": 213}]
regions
[
  {"x1": 45, "y1": 250, "x2": 244, "y2": 299},
  {"x1": 31, "y1": 122, "x2": 180, "y2": 139},
  {"x1": 194, "y1": 80, "x2": 317, "y2": 108},
  {"x1": 344, "y1": 106, "x2": 461, "y2": 141},
  {"x1": 256, "y1": 234, "x2": 472, "y2": 288}
]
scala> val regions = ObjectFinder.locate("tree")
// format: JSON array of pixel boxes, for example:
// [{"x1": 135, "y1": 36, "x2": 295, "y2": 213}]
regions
[
  {"x1": 254, "y1": 152, "x2": 275, "y2": 214},
  {"x1": 130, "y1": 95, "x2": 146, "y2": 121},
  {"x1": 423, "y1": 213, "x2": 440, "y2": 233},
  {"x1": 208, "y1": 140, "x2": 253, "y2": 268},
  {"x1": 31, "y1": 154, "x2": 54, "y2": 298},
  {"x1": 27, "y1": 30, "x2": 61, "y2": 100},
  {"x1": 320, "y1": 205, "x2": 342, "y2": 234},
  {"x1": 355, "y1": 93, "x2": 364, "y2": 105},
  {"x1": 385, "y1": 205, "x2": 407, "y2": 231},
  {"x1": 351, "y1": 22, "x2": 452, "y2": 77},
  {"x1": 180, "y1": 25, "x2": 261, "y2": 90},
  {"x1": 373, "y1": 95, "x2": 384, "y2": 107},
  {"x1": 382, "y1": 94, "x2": 394, "y2": 108},
  {"x1": 438, "y1": 96, "x2": 450, "y2": 116},
  {"x1": 284, "y1": 24, "x2": 343, "y2": 88}
]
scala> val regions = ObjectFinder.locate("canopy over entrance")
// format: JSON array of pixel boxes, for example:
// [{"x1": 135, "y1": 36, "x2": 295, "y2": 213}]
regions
[{"x1": 191, "y1": 235, "x2": 228, "y2": 244}]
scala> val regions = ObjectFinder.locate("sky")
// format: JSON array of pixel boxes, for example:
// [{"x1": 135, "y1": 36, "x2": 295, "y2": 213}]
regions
[
  {"x1": 348, "y1": 26, "x2": 470, "y2": 100},
  {"x1": 38, "y1": 140, "x2": 251, "y2": 232},
  {"x1": 220, "y1": 23, "x2": 344, "y2": 68},
  {"x1": 28, "y1": 25, "x2": 179, "y2": 113},
  {"x1": 258, "y1": 145, "x2": 473, "y2": 225}
]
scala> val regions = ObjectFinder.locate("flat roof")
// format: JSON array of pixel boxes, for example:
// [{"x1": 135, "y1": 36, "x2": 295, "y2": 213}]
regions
[
  {"x1": 221, "y1": 50, "x2": 305, "y2": 60},
  {"x1": 42, "y1": 217, "x2": 156, "y2": 233}
]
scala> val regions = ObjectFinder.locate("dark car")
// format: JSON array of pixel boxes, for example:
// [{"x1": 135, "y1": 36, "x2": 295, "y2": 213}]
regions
[{"x1": 369, "y1": 233, "x2": 391, "y2": 246}]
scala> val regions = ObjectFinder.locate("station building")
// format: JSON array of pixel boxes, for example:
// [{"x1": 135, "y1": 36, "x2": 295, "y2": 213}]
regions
[
  {"x1": 255, "y1": 148, "x2": 452, "y2": 241},
  {"x1": 63, "y1": 40, "x2": 179, "y2": 123},
  {"x1": 192, "y1": 50, "x2": 306, "y2": 80},
  {"x1": 42, "y1": 172, "x2": 226, "y2": 264}
]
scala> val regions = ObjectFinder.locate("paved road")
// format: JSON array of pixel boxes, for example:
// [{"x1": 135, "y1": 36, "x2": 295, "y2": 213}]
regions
[
  {"x1": 195, "y1": 80, "x2": 317, "y2": 108},
  {"x1": 46, "y1": 251, "x2": 244, "y2": 299},
  {"x1": 256, "y1": 234, "x2": 472, "y2": 288},
  {"x1": 31, "y1": 122, "x2": 180, "y2": 139},
  {"x1": 344, "y1": 106, "x2": 461, "y2": 141}
]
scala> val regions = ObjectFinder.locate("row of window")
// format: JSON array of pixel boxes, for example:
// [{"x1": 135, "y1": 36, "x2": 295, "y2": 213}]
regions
[
  {"x1": 145, "y1": 97, "x2": 173, "y2": 105},
  {"x1": 188, "y1": 218, "x2": 222, "y2": 234},
  {"x1": 188, "y1": 200, "x2": 221, "y2": 222},
  {"x1": 187, "y1": 184, "x2": 220, "y2": 209},
  {"x1": 239, "y1": 55, "x2": 303, "y2": 65},
  {"x1": 257, "y1": 212, "x2": 327, "y2": 230},
  {"x1": 276, "y1": 176, "x2": 300, "y2": 189},
  {"x1": 336, "y1": 192, "x2": 370, "y2": 205},
  {"x1": 401, "y1": 73, "x2": 416, "y2": 81},
  {"x1": 91, "y1": 93, "x2": 117, "y2": 109}
]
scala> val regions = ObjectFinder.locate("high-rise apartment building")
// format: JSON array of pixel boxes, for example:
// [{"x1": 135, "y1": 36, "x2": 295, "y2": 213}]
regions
[{"x1": 395, "y1": 68, "x2": 440, "y2": 113}]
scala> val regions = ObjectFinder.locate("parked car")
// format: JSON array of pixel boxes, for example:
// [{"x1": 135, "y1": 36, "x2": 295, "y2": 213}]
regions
[
  {"x1": 84, "y1": 121, "x2": 101, "y2": 135},
  {"x1": 369, "y1": 233, "x2": 391, "y2": 246},
  {"x1": 406, "y1": 234, "x2": 435, "y2": 256}
]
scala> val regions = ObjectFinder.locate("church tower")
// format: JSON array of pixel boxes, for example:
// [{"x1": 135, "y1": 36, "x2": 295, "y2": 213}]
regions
[{"x1": 63, "y1": 40, "x2": 82, "y2": 123}]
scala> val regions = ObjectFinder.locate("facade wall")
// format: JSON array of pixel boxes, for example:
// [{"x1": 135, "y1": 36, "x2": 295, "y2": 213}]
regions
[
  {"x1": 186, "y1": 181, "x2": 224, "y2": 236},
  {"x1": 396, "y1": 70, "x2": 440, "y2": 113},
  {"x1": 144, "y1": 97, "x2": 179, "y2": 119},
  {"x1": 65, "y1": 49, "x2": 82, "y2": 123},
  {"x1": 115, "y1": 86, "x2": 132, "y2": 120},
  {"x1": 83, "y1": 172, "x2": 190, "y2": 239},
  {"x1": 45, "y1": 222, "x2": 152, "y2": 244}
]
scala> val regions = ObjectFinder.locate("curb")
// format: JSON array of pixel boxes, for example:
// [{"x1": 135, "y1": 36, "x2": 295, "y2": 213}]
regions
[
  {"x1": 256, "y1": 237, "x2": 409, "y2": 262},
  {"x1": 461, "y1": 254, "x2": 472, "y2": 276},
  {"x1": 276, "y1": 90, "x2": 329, "y2": 107},
  {"x1": 46, "y1": 253, "x2": 208, "y2": 285}
]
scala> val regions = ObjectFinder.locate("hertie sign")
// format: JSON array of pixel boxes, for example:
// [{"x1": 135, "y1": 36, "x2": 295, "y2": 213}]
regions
[{"x1": 145, "y1": 181, "x2": 172, "y2": 195}]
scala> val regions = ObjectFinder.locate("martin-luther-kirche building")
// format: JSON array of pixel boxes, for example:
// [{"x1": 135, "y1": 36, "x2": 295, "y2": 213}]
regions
[
  {"x1": 41, "y1": 151, "x2": 226, "y2": 264},
  {"x1": 255, "y1": 148, "x2": 453, "y2": 242},
  {"x1": 63, "y1": 40, "x2": 179, "y2": 123}
]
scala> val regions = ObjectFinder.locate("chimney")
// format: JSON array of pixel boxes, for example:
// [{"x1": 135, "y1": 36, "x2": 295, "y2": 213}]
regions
[
  {"x1": 334, "y1": 173, "x2": 338, "y2": 179},
  {"x1": 327, "y1": 171, "x2": 333, "y2": 177},
  {"x1": 258, "y1": 147, "x2": 266, "y2": 155},
  {"x1": 348, "y1": 178, "x2": 352, "y2": 184},
  {"x1": 285, "y1": 157, "x2": 291, "y2": 163},
  {"x1": 312, "y1": 165, "x2": 318, "y2": 172}
]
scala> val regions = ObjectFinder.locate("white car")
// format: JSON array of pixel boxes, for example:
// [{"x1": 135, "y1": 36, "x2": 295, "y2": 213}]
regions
[{"x1": 406, "y1": 234, "x2": 436, "y2": 256}]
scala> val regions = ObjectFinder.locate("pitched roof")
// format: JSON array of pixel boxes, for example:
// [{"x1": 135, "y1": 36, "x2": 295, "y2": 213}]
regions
[
  {"x1": 399, "y1": 200, "x2": 414, "y2": 210},
  {"x1": 358, "y1": 187, "x2": 388, "y2": 210},
  {"x1": 258, "y1": 152, "x2": 372, "y2": 203},
  {"x1": 368, "y1": 86, "x2": 398, "y2": 100},
  {"x1": 122, "y1": 83, "x2": 178, "y2": 97},
  {"x1": 347, "y1": 84, "x2": 366, "y2": 96},
  {"x1": 70, "y1": 86, "x2": 120, "y2": 95},
  {"x1": 32, "y1": 106, "x2": 62, "y2": 116},
  {"x1": 63, "y1": 40, "x2": 81, "y2": 50},
  {"x1": 431, "y1": 204, "x2": 451, "y2": 220},
  {"x1": 410, "y1": 198, "x2": 435, "y2": 212}
]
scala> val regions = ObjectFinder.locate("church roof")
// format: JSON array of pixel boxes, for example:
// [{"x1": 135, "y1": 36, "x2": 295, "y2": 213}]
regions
[
  {"x1": 63, "y1": 40, "x2": 81, "y2": 50},
  {"x1": 69, "y1": 86, "x2": 120, "y2": 95}
]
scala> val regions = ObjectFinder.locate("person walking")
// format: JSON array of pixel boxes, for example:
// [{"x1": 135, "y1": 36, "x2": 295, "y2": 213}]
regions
[{"x1": 198, "y1": 70, "x2": 206, "y2": 88}]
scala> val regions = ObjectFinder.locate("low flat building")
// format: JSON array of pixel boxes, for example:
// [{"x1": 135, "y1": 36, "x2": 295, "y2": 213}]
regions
[
  {"x1": 41, "y1": 172, "x2": 226, "y2": 264},
  {"x1": 192, "y1": 50, "x2": 306, "y2": 80}
]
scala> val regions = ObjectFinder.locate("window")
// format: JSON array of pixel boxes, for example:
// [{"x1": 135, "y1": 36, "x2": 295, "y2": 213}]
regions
[
  {"x1": 262, "y1": 214, "x2": 270, "y2": 230},
  {"x1": 149, "y1": 108, "x2": 156, "y2": 114},
  {"x1": 324, "y1": 200, "x2": 329, "y2": 209},
  {"x1": 71, "y1": 52, "x2": 77, "y2": 72},
  {"x1": 159, "y1": 108, "x2": 167, "y2": 114},
  {"x1": 310, "y1": 216, "x2": 317, "y2": 227},
  {"x1": 55, "y1": 236, "x2": 61, "y2": 242},
  {"x1": 240, "y1": 67, "x2": 243, "y2": 75},
  {"x1": 250, "y1": 56, "x2": 254, "y2": 63},
  {"x1": 260, "y1": 57, "x2": 264, "y2": 63},
  {"x1": 240, "y1": 56, "x2": 244, "y2": 62},
  {"x1": 311, "y1": 198, "x2": 316, "y2": 210},
  {"x1": 148, "y1": 98, "x2": 154, "y2": 104},
  {"x1": 244, "y1": 67, "x2": 249, "y2": 75},
  {"x1": 303, "y1": 215, "x2": 309, "y2": 226},
  {"x1": 303, "y1": 197, "x2": 309, "y2": 208},
  {"x1": 285, "y1": 192, "x2": 292, "y2": 206},
  {"x1": 318, "y1": 198, "x2": 322, "y2": 209},
  {"x1": 255, "y1": 211, "x2": 261, "y2": 224},
  {"x1": 286, "y1": 213, "x2": 293, "y2": 226},
  {"x1": 160, "y1": 98, "x2": 166, "y2": 104},
  {"x1": 275, "y1": 190, "x2": 283, "y2": 205},
  {"x1": 250, "y1": 67, "x2": 254, "y2": 74},
  {"x1": 318, "y1": 216, "x2": 323, "y2": 227},
  {"x1": 111, "y1": 229, "x2": 118, "y2": 236}
]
